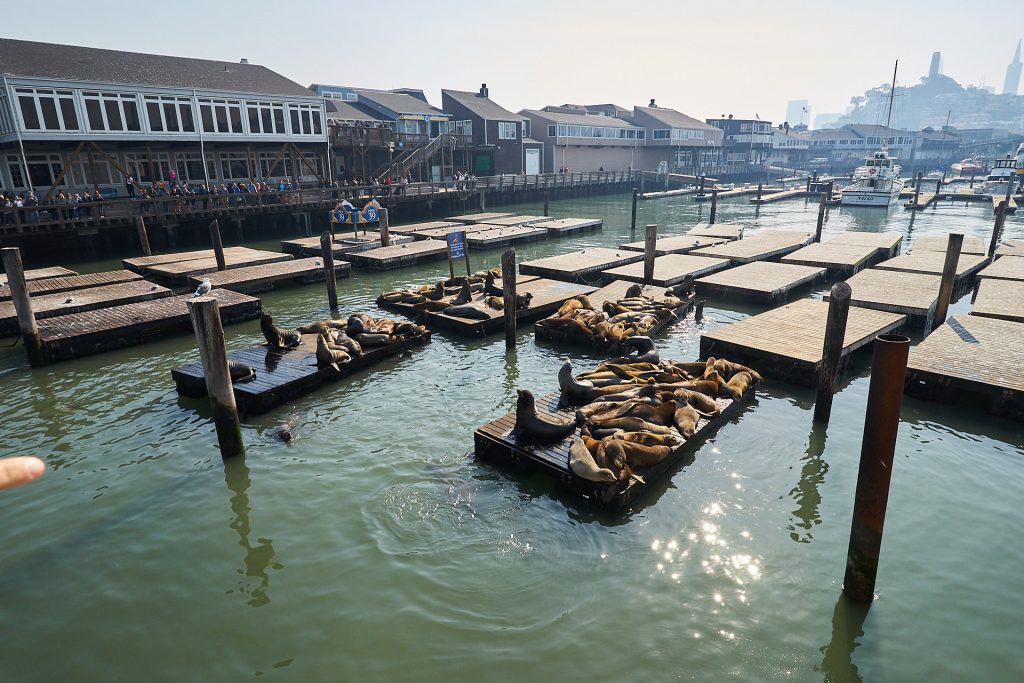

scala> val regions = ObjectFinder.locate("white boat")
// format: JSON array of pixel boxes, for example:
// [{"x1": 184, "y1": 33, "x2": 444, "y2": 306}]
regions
[
  {"x1": 840, "y1": 150, "x2": 904, "y2": 206},
  {"x1": 981, "y1": 143, "x2": 1024, "y2": 196}
]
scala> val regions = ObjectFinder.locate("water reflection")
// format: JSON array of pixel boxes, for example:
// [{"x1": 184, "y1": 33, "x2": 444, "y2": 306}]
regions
[
  {"x1": 224, "y1": 457, "x2": 281, "y2": 607},
  {"x1": 818, "y1": 594, "x2": 870, "y2": 683},
  {"x1": 788, "y1": 423, "x2": 829, "y2": 543},
  {"x1": 499, "y1": 348, "x2": 519, "y2": 410}
]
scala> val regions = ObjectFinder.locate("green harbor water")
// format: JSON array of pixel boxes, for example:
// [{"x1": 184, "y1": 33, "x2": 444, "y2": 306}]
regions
[{"x1": 1, "y1": 191, "x2": 1022, "y2": 682}]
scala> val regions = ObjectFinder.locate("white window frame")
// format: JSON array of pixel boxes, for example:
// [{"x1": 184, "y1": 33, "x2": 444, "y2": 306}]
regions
[{"x1": 497, "y1": 121, "x2": 517, "y2": 140}]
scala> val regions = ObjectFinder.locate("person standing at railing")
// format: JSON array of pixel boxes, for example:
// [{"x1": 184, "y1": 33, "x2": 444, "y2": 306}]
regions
[{"x1": 124, "y1": 173, "x2": 136, "y2": 199}]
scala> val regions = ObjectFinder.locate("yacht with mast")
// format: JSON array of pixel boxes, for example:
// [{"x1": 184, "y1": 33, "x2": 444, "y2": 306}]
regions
[{"x1": 841, "y1": 62, "x2": 905, "y2": 207}]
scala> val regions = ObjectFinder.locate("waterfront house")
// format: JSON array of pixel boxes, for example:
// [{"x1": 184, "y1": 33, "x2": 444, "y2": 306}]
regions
[
  {"x1": 705, "y1": 115, "x2": 774, "y2": 170},
  {"x1": 769, "y1": 125, "x2": 811, "y2": 168},
  {"x1": 631, "y1": 103, "x2": 722, "y2": 174},
  {"x1": 441, "y1": 85, "x2": 541, "y2": 175},
  {"x1": 519, "y1": 106, "x2": 647, "y2": 172}
]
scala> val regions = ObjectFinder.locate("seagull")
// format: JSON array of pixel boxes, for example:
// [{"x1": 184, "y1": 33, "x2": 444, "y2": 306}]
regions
[
  {"x1": 63, "y1": 296, "x2": 75, "y2": 305},
  {"x1": 194, "y1": 277, "x2": 212, "y2": 297},
  {"x1": 150, "y1": 284, "x2": 159, "y2": 291},
  {"x1": 314, "y1": 259, "x2": 322, "y2": 267}
]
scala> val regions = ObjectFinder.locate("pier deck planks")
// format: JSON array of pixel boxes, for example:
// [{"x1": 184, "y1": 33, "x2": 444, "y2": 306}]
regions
[
  {"x1": 0, "y1": 280, "x2": 172, "y2": 336},
  {"x1": 781, "y1": 242, "x2": 880, "y2": 276},
  {"x1": 519, "y1": 247, "x2": 644, "y2": 282},
  {"x1": 620, "y1": 234, "x2": 728, "y2": 255},
  {"x1": 911, "y1": 235, "x2": 988, "y2": 255},
  {"x1": 281, "y1": 234, "x2": 414, "y2": 257},
  {"x1": 465, "y1": 225, "x2": 549, "y2": 249},
  {"x1": 826, "y1": 232, "x2": 903, "y2": 263},
  {"x1": 995, "y1": 239, "x2": 1024, "y2": 257},
  {"x1": 695, "y1": 261, "x2": 826, "y2": 305},
  {"x1": 532, "y1": 218, "x2": 604, "y2": 236},
  {"x1": 187, "y1": 258, "x2": 351, "y2": 294},
  {"x1": 975, "y1": 255, "x2": 1024, "y2": 283},
  {"x1": 388, "y1": 221, "x2": 456, "y2": 235},
  {"x1": 687, "y1": 223, "x2": 744, "y2": 241},
  {"x1": 874, "y1": 251, "x2": 989, "y2": 298},
  {"x1": 690, "y1": 230, "x2": 813, "y2": 264},
  {"x1": 971, "y1": 279, "x2": 1024, "y2": 323},
  {"x1": 124, "y1": 246, "x2": 256, "y2": 273},
  {"x1": 0, "y1": 269, "x2": 142, "y2": 302},
  {"x1": 36, "y1": 288, "x2": 261, "y2": 362},
  {"x1": 699, "y1": 298, "x2": 906, "y2": 386},
  {"x1": 445, "y1": 212, "x2": 515, "y2": 224},
  {"x1": 829, "y1": 269, "x2": 940, "y2": 330},
  {"x1": 602, "y1": 254, "x2": 731, "y2": 286},
  {"x1": 171, "y1": 331, "x2": 431, "y2": 414},
  {"x1": 21, "y1": 266, "x2": 78, "y2": 281},
  {"x1": 142, "y1": 249, "x2": 293, "y2": 283},
  {"x1": 485, "y1": 215, "x2": 550, "y2": 226},
  {"x1": 750, "y1": 188, "x2": 805, "y2": 204},
  {"x1": 348, "y1": 239, "x2": 449, "y2": 270},
  {"x1": 409, "y1": 224, "x2": 491, "y2": 240},
  {"x1": 906, "y1": 315, "x2": 1024, "y2": 419}
]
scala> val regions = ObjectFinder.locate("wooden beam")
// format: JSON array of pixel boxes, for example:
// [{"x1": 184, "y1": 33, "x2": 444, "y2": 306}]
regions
[{"x1": 42, "y1": 141, "x2": 87, "y2": 202}]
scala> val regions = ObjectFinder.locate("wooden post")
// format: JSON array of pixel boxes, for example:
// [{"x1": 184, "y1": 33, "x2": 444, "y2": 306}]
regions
[
  {"x1": 643, "y1": 223, "x2": 658, "y2": 284},
  {"x1": 501, "y1": 248, "x2": 517, "y2": 350},
  {"x1": 756, "y1": 182, "x2": 763, "y2": 202},
  {"x1": 988, "y1": 202, "x2": 1006, "y2": 258},
  {"x1": 543, "y1": 191, "x2": 550, "y2": 217},
  {"x1": 694, "y1": 300, "x2": 705, "y2": 323},
  {"x1": 699, "y1": 176, "x2": 706, "y2": 196},
  {"x1": 463, "y1": 238, "x2": 472, "y2": 277},
  {"x1": 379, "y1": 207, "x2": 390, "y2": 247},
  {"x1": 814, "y1": 281, "x2": 852, "y2": 424},
  {"x1": 709, "y1": 189, "x2": 718, "y2": 224},
  {"x1": 446, "y1": 238, "x2": 455, "y2": 280},
  {"x1": 186, "y1": 297, "x2": 244, "y2": 458},
  {"x1": 209, "y1": 220, "x2": 226, "y2": 271},
  {"x1": 814, "y1": 192, "x2": 827, "y2": 243},
  {"x1": 479, "y1": 188, "x2": 486, "y2": 212},
  {"x1": 630, "y1": 188, "x2": 639, "y2": 232},
  {"x1": 843, "y1": 333, "x2": 910, "y2": 603},
  {"x1": 320, "y1": 231, "x2": 338, "y2": 311},
  {"x1": 1, "y1": 247, "x2": 44, "y2": 367},
  {"x1": 912, "y1": 172, "x2": 923, "y2": 209},
  {"x1": 135, "y1": 216, "x2": 152, "y2": 256},
  {"x1": 932, "y1": 233, "x2": 963, "y2": 332}
]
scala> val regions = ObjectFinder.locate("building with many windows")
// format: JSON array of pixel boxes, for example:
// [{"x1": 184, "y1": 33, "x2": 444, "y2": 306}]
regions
[
  {"x1": 0, "y1": 38, "x2": 329, "y2": 197},
  {"x1": 631, "y1": 104, "x2": 722, "y2": 173},
  {"x1": 519, "y1": 106, "x2": 647, "y2": 172},
  {"x1": 441, "y1": 85, "x2": 541, "y2": 175},
  {"x1": 705, "y1": 116, "x2": 774, "y2": 168}
]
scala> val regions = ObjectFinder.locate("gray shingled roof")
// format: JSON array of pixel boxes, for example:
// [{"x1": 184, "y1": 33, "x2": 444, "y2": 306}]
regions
[
  {"x1": 325, "y1": 99, "x2": 384, "y2": 122},
  {"x1": 352, "y1": 89, "x2": 447, "y2": 117},
  {"x1": 634, "y1": 106, "x2": 717, "y2": 130},
  {"x1": 442, "y1": 89, "x2": 520, "y2": 121},
  {"x1": 0, "y1": 38, "x2": 317, "y2": 98},
  {"x1": 520, "y1": 109, "x2": 642, "y2": 128}
]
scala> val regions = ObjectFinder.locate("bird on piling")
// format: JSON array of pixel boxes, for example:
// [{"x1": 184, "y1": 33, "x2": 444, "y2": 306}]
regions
[{"x1": 194, "y1": 277, "x2": 212, "y2": 297}]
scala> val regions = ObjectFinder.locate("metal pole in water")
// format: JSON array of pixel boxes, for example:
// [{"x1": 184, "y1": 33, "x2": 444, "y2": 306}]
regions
[
  {"x1": 187, "y1": 297, "x2": 244, "y2": 458},
  {"x1": 988, "y1": 203, "x2": 1006, "y2": 258},
  {"x1": 931, "y1": 233, "x2": 963, "y2": 332},
  {"x1": 320, "y1": 231, "x2": 338, "y2": 311},
  {"x1": 135, "y1": 216, "x2": 152, "y2": 256},
  {"x1": 842, "y1": 333, "x2": 910, "y2": 603},
  {"x1": 1, "y1": 247, "x2": 43, "y2": 367},
  {"x1": 501, "y1": 248, "x2": 517, "y2": 350},
  {"x1": 814, "y1": 192, "x2": 827, "y2": 243},
  {"x1": 379, "y1": 207, "x2": 391, "y2": 247},
  {"x1": 813, "y1": 281, "x2": 852, "y2": 424},
  {"x1": 630, "y1": 188, "x2": 638, "y2": 233},
  {"x1": 643, "y1": 223, "x2": 657, "y2": 284},
  {"x1": 209, "y1": 220, "x2": 226, "y2": 271},
  {"x1": 709, "y1": 189, "x2": 718, "y2": 224}
]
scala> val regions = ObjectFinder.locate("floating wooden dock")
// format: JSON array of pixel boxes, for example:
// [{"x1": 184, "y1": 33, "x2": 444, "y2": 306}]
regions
[
  {"x1": 904, "y1": 192, "x2": 937, "y2": 210},
  {"x1": 639, "y1": 187, "x2": 696, "y2": 200},
  {"x1": 749, "y1": 188, "x2": 806, "y2": 204},
  {"x1": 781, "y1": 242, "x2": 880, "y2": 277},
  {"x1": 36, "y1": 288, "x2": 260, "y2": 362},
  {"x1": 473, "y1": 386, "x2": 752, "y2": 511},
  {"x1": 911, "y1": 235, "x2": 989, "y2": 255},
  {"x1": 485, "y1": 215, "x2": 550, "y2": 226},
  {"x1": 532, "y1": 217, "x2": 603, "y2": 236},
  {"x1": 993, "y1": 195, "x2": 1017, "y2": 214},
  {"x1": 699, "y1": 298, "x2": 906, "y2": 386},
  {"x1": 874, "y1": 251, "x2": 989, "y2": 298},
  {"x1": 409, "y1": 224, "x2": 490, "y2": 240},
  {"x1": 826, "y1": 232, "x2": 903, "y2": 263},
  {"x1": 830, "y1": 269, "x2": 940, "y2": 330},
  {"x1": 519, "y1": 247, "x2": 644, "y2": 282},
  {"x1": 280, "y1": 234, "x2": 413, "y2": 256},
  {"x1": 186, "y1": 258, "x2": 351, "y2": 294},
  {"x1": 348, "y1": 240, "x2": 449, "y2": 270},
  {"x1": 19, "y1": 266, "x2": 78, "y2": 282},
  {"x1": 388, "y1": 220, "x2": 456, "y2": 235},
  {"x1": 172, "y1": 330, "x2": 431, "y2": 414},
  {"x1": 691, "y1": 230, "x2": 813, "y2": 264},
  {"x1": 465, "y1": 225, "x2": 549, "y2": 249},
  {"x1": 0, "y1": 269, "x2": 142, "y2": 303},
  {"x1": 905, "y1": 315, "x2": 1024, "y2": 420},
  {"x1": 971, "y1": 279, "x2": 1024, "y2": 323},
  {"x1": 694, "y1": 186, "x2": 778, "y2": 200},
  {"x1": 601, "y1": 254, "x2": 731, "y2": 287},
  {"x1": 124, "y1": 246, "x2": 259, "y2": 274},
  {"x1": 0, "y1": 280, "x2": 172, "y2": 336},
  {"x1": 620, "y1": 233, "x2": 728, "y2": 255},
  {"x1": 695, "y1": 261, "x2": 826, "y2": 305},
  {"x1": 996, "y1": 239, "x2": 1024, "y2": 257},
  {"x1": 445, "y1": 212, "x2": 515, "y2": 224},
  {"x1": 975, "y1": 254, "x2": 1024, "y2": 283},
  {"x1": 687, "y1": 223, "x2": 743, "y2": 241},
  {"x1": 143, "y1": 249, "x2": 293, "y2": 285}
]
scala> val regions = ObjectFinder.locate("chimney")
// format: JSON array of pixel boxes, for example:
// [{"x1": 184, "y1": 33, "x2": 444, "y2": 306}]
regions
[
  {"x1": 240, "y1": 58, "x2": 249, "y2": 64},
  {"x1": 223, "y1": 66, "x2": 229, "y2": 72},
  {"x1": 649, "y1": 98, "x2": 656, "y2": 108},
  {"x1": 479, "y1": 83, "x2": 488, "y2": 98}
]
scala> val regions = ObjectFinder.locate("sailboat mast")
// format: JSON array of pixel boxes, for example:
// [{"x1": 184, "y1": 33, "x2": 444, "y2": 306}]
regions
[{"x1": 884, "y1": 60, "x2": 898, "y2": 132}]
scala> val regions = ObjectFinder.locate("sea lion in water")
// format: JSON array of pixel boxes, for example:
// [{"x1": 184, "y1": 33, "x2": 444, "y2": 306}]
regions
[
  {"x1": 514, "y1": 389, "x2": 577, "y2": 441},
  {"x1": 452, "y1": 281, "x2": 473, "y2": 305},
  {"x1": 260, "y1": 312, "x2": 301, "y2": 348},
  {"x1": 227, "y1": 360, "x2": 256, "y2": 383},
  {"x1": 443, "y1": 303, "x2": 491, "y2": 320},
  {"x1": 568, "y1": 437, "x2": 617, "y2": 483}
]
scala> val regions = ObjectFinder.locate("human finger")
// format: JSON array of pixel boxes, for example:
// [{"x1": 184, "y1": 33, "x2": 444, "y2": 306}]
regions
[{"x1": 0, "y1": 457, "x2": 46, "y2": 491}]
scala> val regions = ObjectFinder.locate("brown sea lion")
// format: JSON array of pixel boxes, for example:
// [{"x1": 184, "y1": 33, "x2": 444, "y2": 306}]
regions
[
  {"x1": 227, "y1": 360, "x2": 256, "y2": 383},
  {"x1": 619, "y1": 400, "x2": 677, "y2": 426},
  {"x1": 316, "y1": 332, "x2": 350, "y2": 370},
  {"x1": 569, "y1": 437, "x2": 617, "y2": 483},
  {"x1": 514, "y1": 389, "x2": 577, "y2": 441},
  {"x1": 296, "y1": 319, "x2": 348, "y2": 334},
  {"x1": 260, "y1": 311, "x2": 301, "y2": 348},
  {"x1": 714, "y1": 358, "x2": 763, "y2": 383},
  {"x1": 673, "y1": 401, "x2": 701, "y2": 437},
  {"x1": 557, "y1": 298, "x2": 585, "y2": 317},
  {"x1": 678, "y1": 380, "x2": 720, "y2": 397},
  {"x1": 601, "y1": 440, "x2": 634, "y2": 482},
  {"x1": 616, "y1": 440, "x2": 672, "y2": 468},
  {"x1": 625, "y1": 283, "x2": 644, "y2": 298},
  {"x1": 515, "y1": 292, "x2": 533, "y2": 309},
  {"x1": 590, "y1": 416, "x2": 673, "y2": 435},
  {"x1": 451, "y1": 281, "x2": 473, "y2": 305},
  {"x1": 725, "y1": 371, "x2": 753, "y2": 399},
  {"x1": 614, "y1": 431, "x2": 683, "y2": 448},
  {"x1": 673, "y1": 389, "x2": 720, "y2": 417},
  {"x1": 484, "y1": 296, "x2": 504, "y2": 310},
  {"x1": 413, "y1": 300, "x2": 452, "y2": 312}
]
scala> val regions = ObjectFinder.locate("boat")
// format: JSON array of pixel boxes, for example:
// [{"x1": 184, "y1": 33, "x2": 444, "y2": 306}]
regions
[
  {"x1": 980, "y1": 143, "x2": 1024, "y2": 197},
  {"x1": 840, "y1": 62, "x2": 905, "y2": 207},
  {"x1": 951, "y1": 156, "x2": 984, "y2": 178}
]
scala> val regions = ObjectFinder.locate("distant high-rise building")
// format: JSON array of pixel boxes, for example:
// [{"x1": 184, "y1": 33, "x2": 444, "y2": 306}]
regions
[
  {"x1": 1003, "y1": 39, "x2": 1022, "y2": 95},
  {"x1": 785, "y1": 99, "x2": 810, "y2": 126},
  {"x1": 928, "y1": 51, "x2": 943, "y2": 79}
]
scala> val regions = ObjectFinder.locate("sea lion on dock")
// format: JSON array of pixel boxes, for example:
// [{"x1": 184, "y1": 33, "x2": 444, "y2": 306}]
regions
[
  {"x1": 327, "y1": 330, "x2": 362, "y2": 355},
  {"x1": 558, "y1": 361, "x2": 594, "y2": 405},
  {"x1": 483, "y1": 272, "x2": 503, "y2": 297},
  {"x1": 672, "y1": 388, "x2": 720, "y2": 417},
  {"x1": 615, "y1": 440, "x2": 672, "y2": 468},
  {"x1": 673, "y1": 400, "x2": 701, "y2": 437},
  {"x1": 355, "y1": 333, "x2": 391, "y2": 348},
  {"x1": 590, "y1": 416, "x2": 673, "y2": 435},
  {"x1": 413, "y1": 300, "x2": 453, "y2": 312},
  {"x1": 619, "y1": 336, "x2": 659, "y2": 364},
  {"x1": 451, "y1": 281, "x2": 473, "y2": 305},
  {"x1": 514, "y1": 389, "x2": 577, "y2": 441},
  {"x1": 601, "y1": 440, "x2": 634, "y2": 482},
  {"x1": 442, "y1": 303, "x2": 491, "y2": 320},
  {"x1": 515, "y1": 292, "x2": 533, "y2": 309},
  {"x1": 260, "y1": 312, "x2": 301, "y2": 348},
  {"x1": 484, "y1": 296, "x2": 504, "y2": 310},
  {"x1": 614, "y1": 431, "x2": 683, "y2": 449},
  {"x1": 227, "y1": 360, "x2": 256, "y2": 383},
  {"x1": 725, "y1": 371, "x2": 753, "y2": 400},
  {"x1": 316, "y1": 332, "x2": 351, "y2": 370},
  {"x1": 569, "y1": 437, "x2": 617, "y2": 483},
  {"x1": 296, "y1": 319, "x2": 348, "y2": 334},
  {"x1": 713, "y1": 358, "x2": 763, "y2": 383},
  {"x1": 625, "y1": 283, "x2": 644, "y2": 298}
]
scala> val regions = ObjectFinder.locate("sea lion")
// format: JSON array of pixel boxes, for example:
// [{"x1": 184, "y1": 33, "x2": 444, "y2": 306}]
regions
[
  {"x1": 392, "y1": 322, "x2": 424, "y2": 337},
  {"x1": 620, "y1": 336, "x2": 659, "y2": 364},
  {"x1": 601, "y1": 440, "x2": 634, "y2": 482},
  {"x1": 329, "y1": 331, "x2": 362, "y2": 356},
  {"x1": 296, "y1": 319, "x2": 347, "y2": 334},
  {"x1": 515, "y1": 292, "x2": 533, "y2": 309},
  {"x1": 673, "y1": 388, "x2": 720, "y2": 417},
  {"x1": 355, "y1": 333, "x2": 391, "y2": 348},
  {"x1": 558, "y1": 361, "x2": 594, "y2": 405},
  {"x1": 413, "y1": 300, "x2": 452, "y2": 312},
  {"x1": 618, "y1": 399, "x2": 677, "y2": 426},
  {"x1": 272, "y1": 415, "x2": 298, "y2": 443},
  {"x1": 541, "y1": 316, "x2": 591, "y2": 336},
  {"x1": 227, "y1": 360, "x2": 256, "y2": 383},
  {"x1": 616, "y1": 440, "x2": 672, "y2": 467},
  {"x1": 671, "y1": 361, "x2": 710, "y2": 377},
  {"x1": 678, "y1": 379, "x2": 720, "y2": 397},
  {"x1": 625, "y1": 283, "x2": 644, "y2": 298},
  {"x1": 315, "y1": 332, "x2": 350, "y2": 370},
  {"x1": 346, "y1": 315, "x2": 366, "y2": 336},
  {"x1": 725, "y1": 371, "x2": 753, "y2": 399},
  {"x1": 484, "y1": 296, "x2": 504, "y2": 310},
  {"x1": 614, "y1": 431, "x2": 683, "y2": 448},
  {"x1": 514, "y1": 389, "x2": 577, "y2": 441},
  {"x1": 452, "y1": 281, "x2": 473, "y2": 305},
  {"x1": 483, "y1": 272, "x2": 503, "y2": 297},
  {"x1": 713, "y1": 358, "x2": 763, "y2": 384},
  {"x1": 556, "y1": 298, "x2": 584, "y2": 317},
  {"x1": 425, "y1": 281, "x2": 446, "y2": 301},
  {"x1": 260, "y1": 312, "x2": 301, "y2": 348},
  {"x1": 673, "y1": 401, "x2": 701, "y2": 437},
  {"x1": 443, "y1": 303, "x2": 491, "y2": 320},
  {"x1": 569, "y1": 437, "x2": 617, "y2": 483},
  {"x1": 590, "y1": 416, "x2": 673, "y2": 435}
]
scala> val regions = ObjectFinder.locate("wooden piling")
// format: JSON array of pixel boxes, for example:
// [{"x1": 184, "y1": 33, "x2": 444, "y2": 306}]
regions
[
  {"x1": 988, "y1": 202, "x2": 1006, "y2": 258},
  {"x1": 931, "y1": 233, "x2": 963, "y2": 332},
  {"x1": 479, "y1": 188, "x2": 486, "y2": 212},
  {"x1": 813, "y1": 281, "x2": 852, "y2": 423},
  {"x1": 934, "y1": 178, "x2": 942, "y2": 198},
  {"x1": 0, "y1": 247, "x2": 44, "y2": 367},
  {"x1": 814, "y1": 192, "x2": 827, "y2": 243},
  {"x1": 463, "y1": 239, "x2": 473, "y2": 277},
  {"x1": 630, "y1": 188, "x2": 639, "y2": 232},
  {"x1": 135, "y1": 216, "x2": 152, "y2": 256},
  {"x1": 756, "y1": 182, "x2": 763, "y2": 202},
  {"x1": 643, "y1": 224, "x2": 658, "y2": 284},
  {"x1": 912, "y1": 172, "x2": 923, "y2": 208},
  {"x1": 501, "y1": 248, "x2": 517, "y2": 350},
  {"x1": 694, "y1": 300, "x2": 705, "y2": 323},
  {"x1": 186, "y1": 297, "x2": 244, "y2": 458},
  {"x1": 543, "y1": 191, "x2": 550, "y2": 217},
  {"x1": 379, "y1": 207, "x2": 391, "y2": 247},
  {"x1": 842, "y1": 333, "x2": 910, "y2": 603},
  {"x1": 320, "y1": 231, "x2": 338, "y2": 310},
  {"x1": 709, "y1": 190, "x2": 718, "y2": 225},
  {"x1": 209, "y1": 220, "x2": 226, "y2": 272}
]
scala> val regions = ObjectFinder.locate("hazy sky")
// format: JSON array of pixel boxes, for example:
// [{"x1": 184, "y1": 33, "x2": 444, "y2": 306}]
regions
[{"x1": 6, "y1": 0, "x2": 1023, "y2": 126}]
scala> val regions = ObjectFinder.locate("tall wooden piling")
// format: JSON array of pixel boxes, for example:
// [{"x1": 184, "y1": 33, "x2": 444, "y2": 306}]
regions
[
  {"x1": 1, "y1": 247, "x2": 43, "y2": 367},
  {"x1": 135, "y1": 216, "x2": 152, "y2": 256},
  {"x1": 699, "y1": 176, "x2": 706, "y2": 196},
  {"x1": 320, "y1": 231, "x2": 339, "y2": 310},
  {"x1": 935, "y1": 178, "x2": 942, "y2": 198},
  {"x1": 501, "y1": 248, "x2": 517, "y2": 350},
  {"x1": 912, "y1": 172, "x2": 923, "y2": 208},
  {"x1": 479, "y1": 188, "x2": 486, "y2": 212},
  {"x1": 842, "y1": 333, "x2": 910, "y2": 603},
  {"x1": 931, "y1": 233, "x2": 963, "y2": 332},
  {"x1": 988, "y1": 202, "x2": 1006, "y2": 258},
  {"x1": 187, "y1": 297, "x2": 244, "y2": 458},
  {"x1": 209, "y1": 220, "x2": 226, "y2": 271},
  {"x1": 756, "y1": 182, "x2": 763, "y2": 202},
  {"x1": 814, "y1": 282, "x2": 852, "y2": 423},
  {"x1": 643, "y1": 224, "x2": 658, "y2": 284},
  {"x1": 543, "y1": 191, "x2": 550, "y2": 217},
  {"x1": 709, "y1": 190, "x2": 718, "y2": 224},
  {"x1": 379, "y1": 207, "x2": 391, "y2": 247},
  {"x1": 814, "y1": 192, "x2": 827, "y2": 243},
  {"x1": 630, "y1": 188, "x2": 639, "y2": 232}
]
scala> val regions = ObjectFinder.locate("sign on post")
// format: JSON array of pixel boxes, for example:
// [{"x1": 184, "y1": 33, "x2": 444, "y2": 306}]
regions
[{"x1": 446, "y1": 230, "x2": 472, "y2": 276}]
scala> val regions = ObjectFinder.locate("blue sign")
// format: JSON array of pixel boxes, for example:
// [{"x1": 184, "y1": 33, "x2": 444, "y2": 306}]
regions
[
  {"x1": 447, "y1": 231, "x2": 466, "y2": 259},
  {"x1": 362, "y1": 206, "x2": 379, "y2": 223}
]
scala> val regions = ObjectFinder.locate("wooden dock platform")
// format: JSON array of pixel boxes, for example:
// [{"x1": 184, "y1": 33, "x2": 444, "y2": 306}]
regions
[
  {"x1": 0, "y1": 269, "x2": 142, "y2": 303},
  {"x1": 905, "y1": 315, "x2": 1024, "y2": 420},
  {"x1": 993, "y1": 195, "x2": 1017, "y2": 214},
  {"x1": 388, "y1": 220, "x2": 456, "y2": 235},
  {"x1": 172, "y1": 330, "x2": 431, "y2": 414},
  {"x1": 124, "y1": 246, "x2": 259, "y2": 274},
  {"x1": 533, "y1": 217, "x2": 603, "y2": 236},
  {"x1": 485, "y1": 215, "x2": 550, "y2": 226},
  {"x1": 465, "y1": 225, "x2": 549, "y2": 249},
  {"x1": 699, "y1": 298, "x2": 906, "y2": 386},
  {"x1": 695, "y1": 261, "x2": 826, "y2": 305},
  {"x1": 620, "y1": 233, "x2": 728, "y2": 255},
  {"x1": 911, "y1": 235, "x2": 988, "y2": 255},
  {"x1": 995, "y1": 239, "x2": 1024, "y2": 257},
  {"x1": 687, "y1": 223, "x2": 743, "y2": 241},
  {"x1": 445, "y1": 212, "x2": 515, "y2": 224},
  {"x1": 691, "y1": 230, "x2": 813, "y2": 264},
  {"x1": 971, "y1": 279, "x2": 1024, "y2": 323},
  {"x1": 0, "y1": 280, "x2": 172, "y2": 336},
  {"x1": 639, "y1": 187, "x2": 696, "y2": 200},
  {"x1": 830, "y1": 269, "x2": 940, "y2": 330},
  {"x1": 519, "y1": 247, "x2": 644, "y2": 282},
  {"x1": 348, "y1": 240, "x2": 449, "y2": 270},
  {"x1": 781, "y1": 242, "x2": 880, "y2": 277},
  {"x1": 904, "y1": 192, "x2": 937, "y2": 210},
  {"x1": 36, "y1": 288, "x2": 260, "y2": 362},
  {"x1": 409, "y1": 224, "x2": 490, "y2": 240},
  {"x1": 826, "y1": 232, "x2": 903, "y2": 263},
  {"x1": 975, "y1": 255, "x2": 1024, "y2": 283},
  {"x1": 750, "y1": 188, "x2": 806, "y2": 204},
  {"x1": 695, "y1": 186, "x2": 777, "y2": 201},
  {"x1": 143, "y1": 249, "x2": 293, "y2": 284},
  {"x1": 186, "y1": 258, "x2": 351, "y2": 294},
  {"x1": 280, "y1": 234, "x2": 413, "y2": 256},
  {"x1": 874, "y1": 251, "x2": 989, "y2": 298},
  {"x1": 19, "y1": 266, "x2": 78, "y2": 282},
  {"x1": 601, "y1": 254, "x2": 731, "y2": 287}
]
